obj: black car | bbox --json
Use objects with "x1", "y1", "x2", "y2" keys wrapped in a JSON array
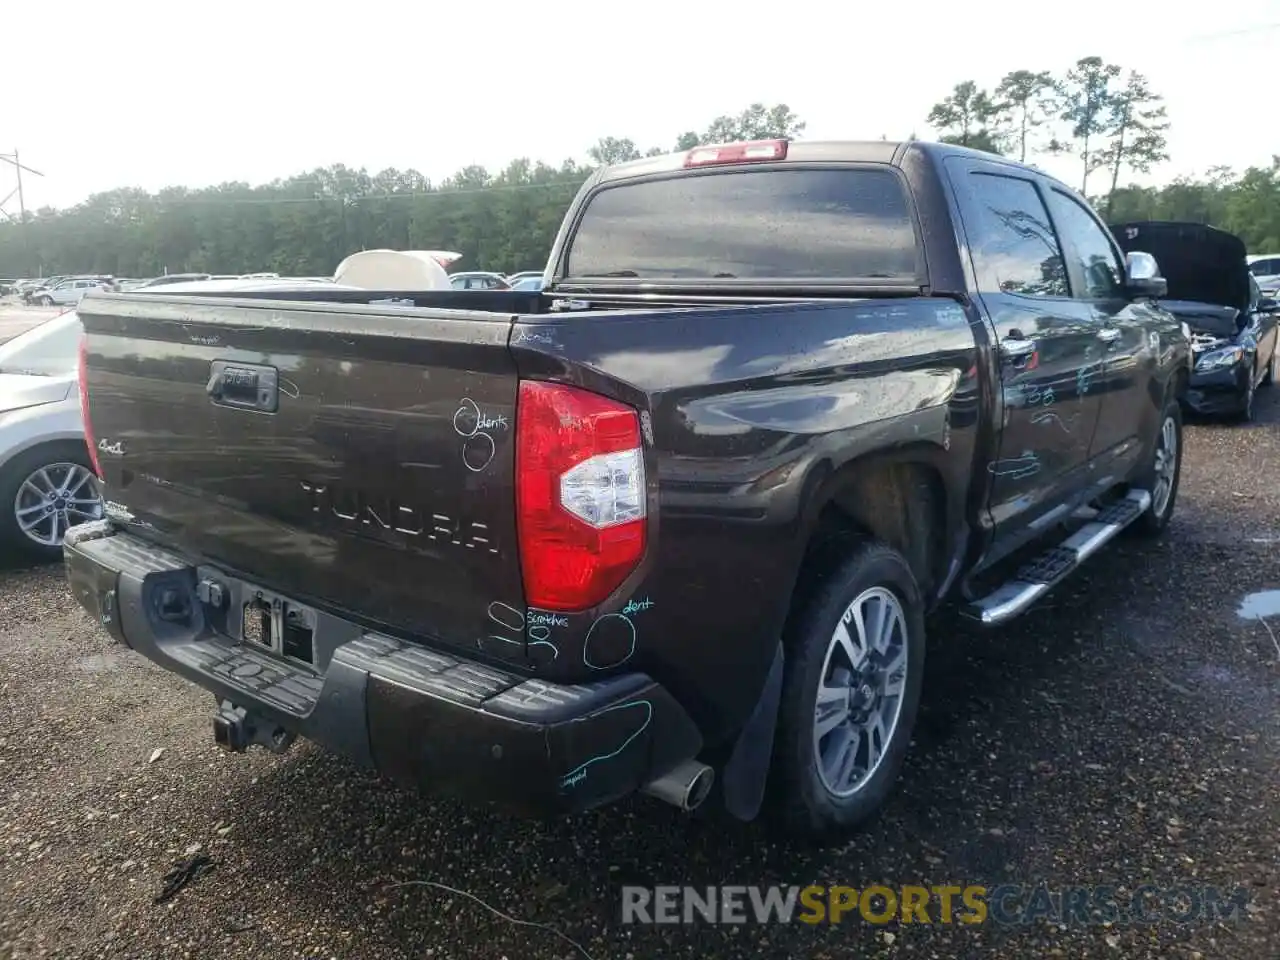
[{"x1": 1112, "y1": 221, "x2": 1280, "y2": 421}]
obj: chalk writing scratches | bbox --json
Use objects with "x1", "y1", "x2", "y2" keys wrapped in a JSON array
[
  {"x1": 1023, "y1": 384, "x2": 1056, "y2": 408},
  {"x1": 583, "y1": 613, "x2": 637, "y2": 670},
  {"x1": 453, "y1": 398, "x2": 507, "y2": 473},
  {"x1": 484, "y1": 601, "x2": 560, "y2": 661},
  {"x1": 560, "y1": 699, "x2": 653, "y2": 789},
  {"x1": 1030, "y1": 410, "x2": 1077, "y2": 434},
  {"x1": 988, "y1": 452, "x2": 1041, "y2": 480}
]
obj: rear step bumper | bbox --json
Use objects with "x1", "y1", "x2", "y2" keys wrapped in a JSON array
[
  {"x1": 63, "y1": 523, "x2": 703, "y2": 817},
  {"x1": 964, "y1": 489, "x2": 1151, "y2": 626}
]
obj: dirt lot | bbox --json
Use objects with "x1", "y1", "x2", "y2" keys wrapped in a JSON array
[
  {"x1": 0, "y1": 302, "x2": 64, "y2": 343},
  {"x1": 2, "y1": 398, "x2": 1278, "y2": 958}
]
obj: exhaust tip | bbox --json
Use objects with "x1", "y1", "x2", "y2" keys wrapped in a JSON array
[{"x1": 641, "y1": 760, "x2": 716, "y2": 812}]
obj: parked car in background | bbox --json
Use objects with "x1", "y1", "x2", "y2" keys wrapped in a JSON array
[
  {"x1": 30, "y1": 277, "x2": 114, "y2": 307},
  {"x1": 449, "y1": 270, "x2": 510, "y2": 290},
  {"x1": 22, "y1": 277, "x2": 68, "y2": 303},
  {"x1": 505, "y1": 271, "x2": 544, "y2": 285},
  {"x1": 0, "y1": 308, "x2": 101, "y2": 559},
  {"x1": 1249, "y1": 254, "x2": 1280, "y2": 295},
  {"x1": 509, "y1": 275, "x2": 544, "y2": 291},
  {"x1": 1113, "y1": 221, "x2": 1280, "y2": 421}
]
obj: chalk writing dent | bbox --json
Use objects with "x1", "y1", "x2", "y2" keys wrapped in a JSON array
[
  {"x1": 452, "y1": 397, "x2": 506, "y2": 473},
  {"x1": 583, "y1": 613, "x2": 638, "y2": 670},
  {"x1": 559, "y1": 699, "x2": 653, "y2": 789},
  {"x1": 621, "y1": 597, "x2": 655, "y2": 616}
]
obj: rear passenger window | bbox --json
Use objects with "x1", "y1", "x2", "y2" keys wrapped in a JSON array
[
  {"x1": 1045, "y1": 189, "x2": 1123, "y2": 298},
  {"x1": 966, "y1": 173, "x2": 1068, "y2": 298}
]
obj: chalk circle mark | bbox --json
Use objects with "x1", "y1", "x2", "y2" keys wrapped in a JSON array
[
  {"x1": 583, "y1": 613, "x2": 637, "y2": 670},
  {"x1": 462, "y1": 432, "x2": 496, "y2": 472},
  {"x1": 453, "y1": 398, "x2": 481, "y2": 437},
  {"x1": 487, "y1": 601, "x2": 524, "y2": 633}
]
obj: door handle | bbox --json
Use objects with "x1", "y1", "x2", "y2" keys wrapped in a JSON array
[
  {"x1": 999, "y1": 337, "x2": 1037, "y2": 359},
  {"x1": 1097, "y1": 327, "x2": 1121, "y2": 344}
]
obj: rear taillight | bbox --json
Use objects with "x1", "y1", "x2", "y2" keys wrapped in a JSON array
[
  {"x1": 78, "y1": 335, "x2": 102, "y2": 478},
  {"x1": 683, "y1": 138, "x2": 789, "y2": 168},
  {"x1": 515, "y1": 381, "x2": 646, "y2": 611}
]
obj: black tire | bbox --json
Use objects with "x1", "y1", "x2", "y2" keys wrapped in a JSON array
[
  {"x1": 0, "y1": 441, "x2": 101, "y2": 562},
  {"x1": 36, "y1": 295, "x2": 53, "y2": 307},
  {"x1": 1234, "y1": 376, "x2": 1256, "y2": 423},
  {"x1": 1130, "y1": 397, "x2": 1183, "y2": 538},
  {"x1": 768, "y1": 539, "x2": 925, "y2": 842}
]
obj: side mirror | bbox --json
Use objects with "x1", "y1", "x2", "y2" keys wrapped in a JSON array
[
  {"x1": 1124, "y1": 251, "x2": 1167, "y2": 299},
  {"x1": 1259, "y1": 297, "x2": 1279, "y2": 313}
]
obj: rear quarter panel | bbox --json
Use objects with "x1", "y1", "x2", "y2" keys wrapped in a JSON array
[{"x1": 512, "y1": 298, "x2": 984, "y2": 743}]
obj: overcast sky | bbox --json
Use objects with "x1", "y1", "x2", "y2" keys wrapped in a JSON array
[{"x1": 3, "y1": 0, "x2": 1278, "y2": 211}]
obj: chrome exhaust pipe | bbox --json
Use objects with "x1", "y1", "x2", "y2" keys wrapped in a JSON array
[{"x1": 641, "y1": 760, "x2": 715, "y2": 812}]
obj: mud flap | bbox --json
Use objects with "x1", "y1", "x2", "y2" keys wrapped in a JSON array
[{"x1": 720, "y1": 641, "x2": 783, "y2": 821}]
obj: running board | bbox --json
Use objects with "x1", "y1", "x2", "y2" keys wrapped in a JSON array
[{"x1": 964, "y1": 489, "x2": 1151, "y2": 626}]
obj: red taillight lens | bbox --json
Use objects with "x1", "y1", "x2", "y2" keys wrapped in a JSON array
[
  {"x1": 683, "y1": 138, "x2": 789, "y2": 168},
  {"x1": 78, "y1": 335, "x2": 103, "y2": 479},
  {"x1": 515, "y1": 381, "x2": 647, "y2": 611}
]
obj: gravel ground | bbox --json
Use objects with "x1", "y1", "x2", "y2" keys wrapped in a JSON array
[{"x1": 2, "y1": 399, "x2": 1278, "y2": 959}]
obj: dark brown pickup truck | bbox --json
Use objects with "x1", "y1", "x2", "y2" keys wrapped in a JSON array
[{"x1": 65, "y1": 139, "x2": 1190, "y2": 841}]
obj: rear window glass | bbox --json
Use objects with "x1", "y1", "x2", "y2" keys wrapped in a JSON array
[{"x1": 564, "y1": 167, "x2": 921, "y2": 281}]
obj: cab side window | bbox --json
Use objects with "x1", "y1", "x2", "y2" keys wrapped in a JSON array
[
  {"x1": 1045, "y1": 189, "x2": 1124, "y2": 299},
  {"x1": 965, "y1": 173, "x2": 1069, "y2": 298}
]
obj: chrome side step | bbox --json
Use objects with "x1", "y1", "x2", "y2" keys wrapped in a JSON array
[{"x1": 964, "y1": 489, "x2": 1151, "y2": 626}]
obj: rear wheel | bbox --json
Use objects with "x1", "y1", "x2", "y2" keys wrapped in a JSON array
[
  {"x1": 36, "y1": 295, "x2": 53, "y2": 307},
  {"x1": 769, "y1": 540, "x2": 925, "y2": 841},
  {"x1": 0, "y1": 442, "x2": 104, "y2": 561}
]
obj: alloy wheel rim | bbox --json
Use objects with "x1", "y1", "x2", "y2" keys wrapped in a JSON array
[
  {"x1": 14, "y1": 462, "x2": 103, "y2": 547},
  {"x1": 813, "y1": 586, "x2": 909, "y2": 798},
  {"x1": 1151, "y1": 415, "x2": 1177, "y2": 518}
]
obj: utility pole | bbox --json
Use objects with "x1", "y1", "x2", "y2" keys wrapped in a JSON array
[{"x1": 0, "y1": 150, "x2": 45, "y2": 276}]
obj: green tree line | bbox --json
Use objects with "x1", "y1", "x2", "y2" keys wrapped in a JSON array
[
  {"x1": 2, "y1": 86, "x2": 1278, "y2": 279},
  {"x1": 0, "y1": 104, "x2": 805, "y2": 279},
  {"x1": 925, "y1": 57, "x2": 1280, "y2": 250}
]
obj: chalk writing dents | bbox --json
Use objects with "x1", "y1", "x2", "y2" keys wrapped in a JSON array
[
  {"x1": 452, "y1": 397, "x2": 506, "y2": 473},
  {"x1": 559, "y1": 699, "x2": 653, "y2": 789},
  {"x1": 987, "y1": 452, "x2": 1041, "y2": 480},
  {"x1": 583, "y1": 613, "x2": 638, "y2": 670},
  {"x1": 621, "y1": 597, "x2": 655, "y2": 616}
]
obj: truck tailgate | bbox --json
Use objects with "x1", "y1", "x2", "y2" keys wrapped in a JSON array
[{"x1": 78, "y1": 293, "x2": 524, "y2": 656}]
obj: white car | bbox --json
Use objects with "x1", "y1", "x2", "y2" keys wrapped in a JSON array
[
  {"x1": 1249, "y1": 254, "x2": 1280, "y2": 295},
  {"x1": 0, "y1": 309, "x2": 103, "y2": 559},
  {"x1": 30, "y1": 277, "x2": 112, "y2": 307}
]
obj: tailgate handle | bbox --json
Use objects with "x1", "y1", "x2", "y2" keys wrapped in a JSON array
[{"x1": 206, "y1": 361, "x2": 280, "y2": 413}]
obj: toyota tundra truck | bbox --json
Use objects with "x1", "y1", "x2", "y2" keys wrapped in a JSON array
[{"x1": 64, "y1": 139, "x2": 1191, "y2": 841}]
